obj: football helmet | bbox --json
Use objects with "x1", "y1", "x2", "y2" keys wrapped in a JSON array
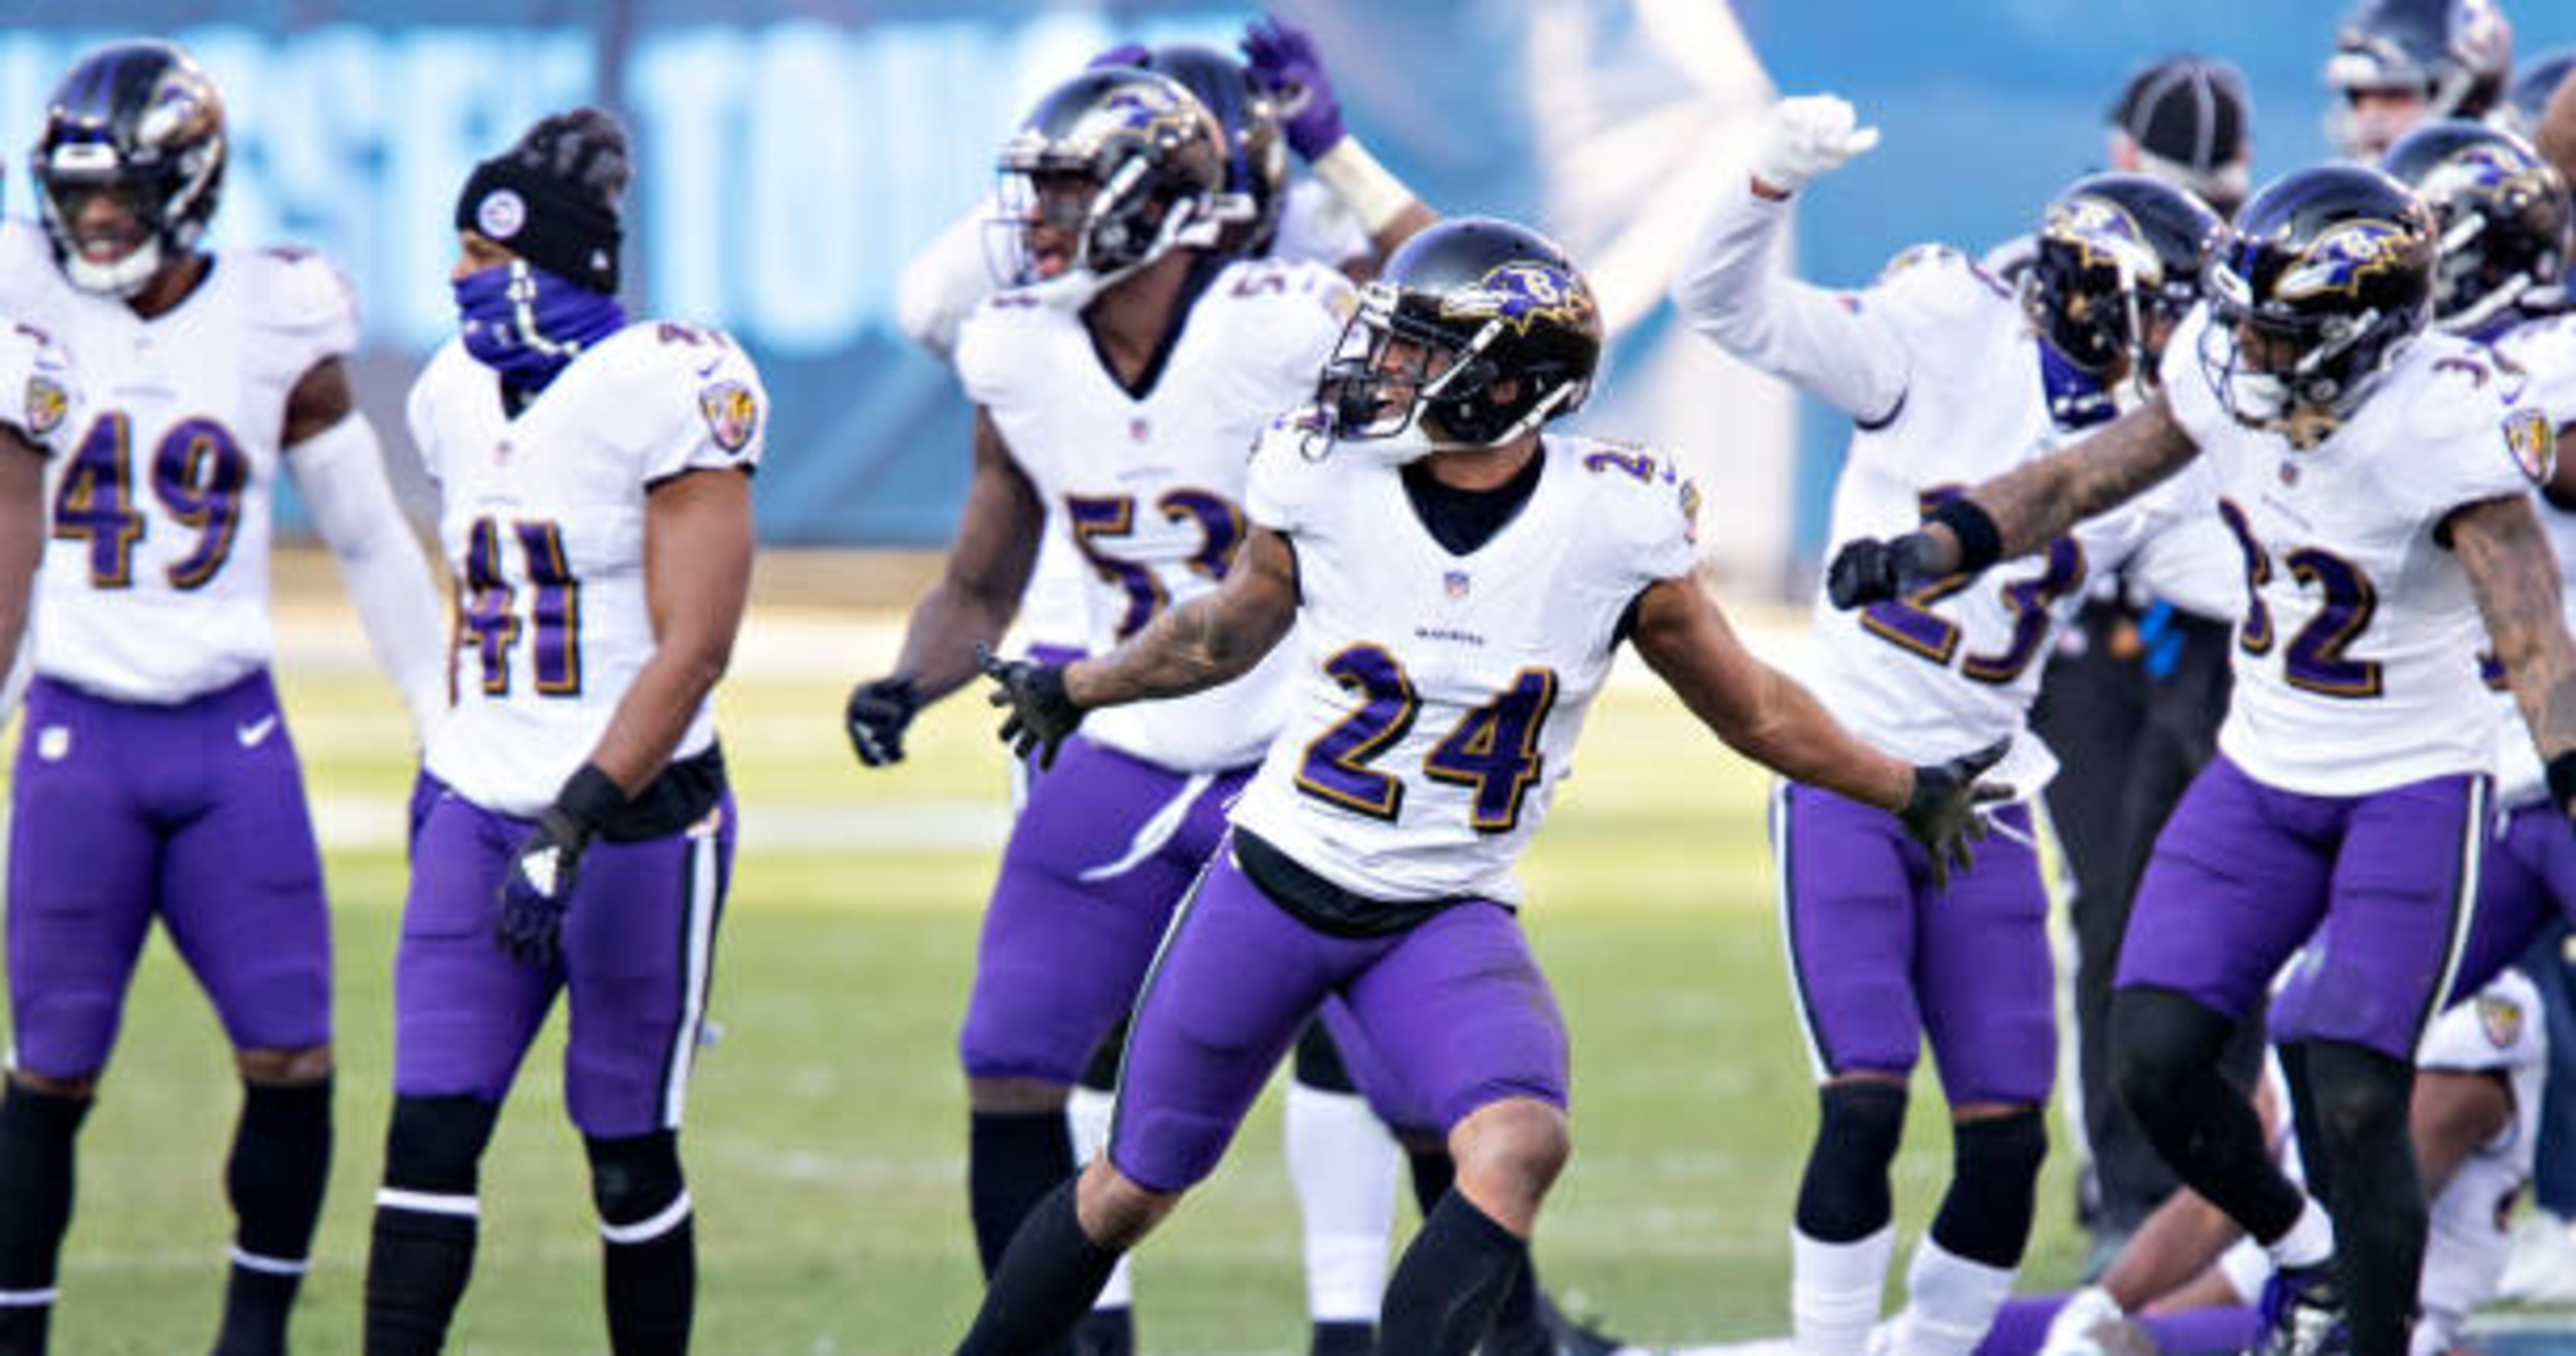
[
  {"x1": 2198, "y1": 165, "x2": 2437, "y2": 444},
  {"x1": 2024, "y1": 174, "x2": 2225, "y2": 401},
  {"x1": 2379, "y1": 119, "x2": 2569, "y2": 334},
  {"x1": 1314, "y1": 216, "x2": 1601, "y2": 454},
  {"x1": 33, "y1": 39, "x2": 226, "y2": 298},
  {"x1": 1134, "y1": 44, "x2": 1289, "y2": 256},
  {"x1": 2324, "y1": 0, "x2": 2514, "y2": 158},
  {"x1": 2503, "y1": 47, "x2": 2576, "y2": 135},
  {"x1": 989, "y1": 68, "x2": 1228, "y2": 309}
]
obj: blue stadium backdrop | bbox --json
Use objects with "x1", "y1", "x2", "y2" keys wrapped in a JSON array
[{"x1": 12, "y1": 1, "x2": 2576, "y2": 591}]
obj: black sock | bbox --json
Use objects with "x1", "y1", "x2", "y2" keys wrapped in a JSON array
[
  {"x1": 1406, "y1": 1146, "x2": 1456, "y2": 1220},
  {"x1": 1479, "y1": 1259, "x2": 1551, "y2": 1356},
  {"x1": 0, "y1": 1083, "x2": 90, "y2": 1356},
  {"x1": 2296, "y1": 1042, "x2": 2422, "y2": 1356},
  {"x1": 588, "y1": 1132, "x2": 694, "y2": 1356},
  {"x1": 1927, "y1": 1109, "x2": 2047, "y2": 1269},
  {"x1": 215, "y1": 1078, "x2": 332, "y2": 1356},
  {"x1": 970, "y1": 1111, "x2": 1078, "y2": 1280},
  {"x1": 1310, "y1": 1319, "x2": 1375, "y2": 1356},
  {"x1": 1795, "y1": 1081, "x2": 1908, "y2": 1243},
  {"x1": 2111, "y1": 989, "x2": 2307, "y2": 1242},
  {"x1": 954, "y1": 1178, "x2": 1123, "y2": 1356},
  {"x1": 1375, "y1": 1193, "x2": 1527, "y2": 1356},
  {"x1": 363, "y1": 1096, "x2": 498, "y2": 1356},
  {"x1": 1072, "y1": 1304, "x2": 1132, "y2": 1356}
]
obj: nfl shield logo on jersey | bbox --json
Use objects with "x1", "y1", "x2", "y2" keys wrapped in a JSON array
[
  {"x1": 1444, "y1": 570, "x2": 1471, "y2": 599},
  {"x1": 699, "y1": 381, "x2": 759, "y2": 454}
]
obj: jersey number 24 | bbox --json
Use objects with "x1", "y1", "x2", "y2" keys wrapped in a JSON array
[{"x1": 1295, "y1": 643, "x2": 1559, "y2": 835}]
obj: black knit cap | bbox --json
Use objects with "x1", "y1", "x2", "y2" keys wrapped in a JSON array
[
  {"x1": 454, "y1": 108, "x2": 628, "y2": 294},
  {"x1": 2109, "y1": 56, "x2": 2251, "y2": 180}
]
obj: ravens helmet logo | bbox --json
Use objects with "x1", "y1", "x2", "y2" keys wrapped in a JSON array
[
  {"x1": 2276, "y1": 219, "x2": 2419, "y2": 302},
  {"x1": 2045, "y1": 196, "x2": 2164, "y2": 285},
  {"x1": 1439, "y1": 261, "x2": 1595, "y2": 336}
]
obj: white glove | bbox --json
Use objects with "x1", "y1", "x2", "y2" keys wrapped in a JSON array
[
  {"x1": 2038, "y1": 1284, "x2": 2125, "y2": 1356},
  {"x1": 1752, "y1": 94, "x2": 1881, "y2": 195}
]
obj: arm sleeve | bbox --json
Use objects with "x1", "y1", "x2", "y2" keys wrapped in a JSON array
[
  {"x1": 288, "y1": 414, "x2": 449, "y2": 736},
  {"x1": 898, "y1": 193, "x2": 1003, "y2": 361},
  {"x1": 640, "y1": 338, "x2": 770, "y2": 483},
  {"x1": 1669, "y1": 186, "x2": 1912, "y2": 424}
]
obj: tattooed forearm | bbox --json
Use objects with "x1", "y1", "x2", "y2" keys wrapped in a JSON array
[
  {"x1": 2457, "y1": 494, "x2": 2576, "y2": 761},
  {"x1": 1063, "y1": 528, "x2": 1300, "y2": 711},
  {"x1": 1971, "y1": 397, "x2": 2202, "y2": 558}
]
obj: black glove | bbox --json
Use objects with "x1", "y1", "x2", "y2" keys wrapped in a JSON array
[
  {"x1": 976, "y1": 643, "x2": 1085, "y2": 770},
  {"x1": 495, "y1": 764, "x2": 623, "y2": 968},
  {"x1": 845, "y1": 675, "x2": 919, "y2": 768},
  {"x1": 1826, "y1": 532, "x2": 1946, "y2": 610},
  {"x1": 1897, "y1": 739, "x2": 2014, "y2": 889}
]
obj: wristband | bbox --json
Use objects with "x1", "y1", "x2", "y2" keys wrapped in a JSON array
[
  {"x1": 1310, "y1": 136, "x2": 1417, "y2": 237},
  {"x1": 1928, "y1": 496, "x2": 2004, "y2": 575},
  {"x1": 2550, "y1": 749, "x2": 2576, "y2": 812},
  {"x1": 555, "y1": 762, "x2": 630, "y2": 831}
]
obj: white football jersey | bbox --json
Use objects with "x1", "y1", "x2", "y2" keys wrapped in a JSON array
[
  {"x1": 2221, "y1": 971, "x2": 2544, "y2": 1355},
  {"x1": 957, "y1": 254, "x2": 1349, "y2": 772},
  {"x1": 2160, "y1": 303, "x2": 2545, "y2": 795},
  {"x1": 1229, "y1": 420, "x2": 1700, "y2": 904},
  {"x1": 408, "y1": 321, "x2": 767, "y2": 817},
  {"x1": 2484, "y1": 311, "x2": 2576, "y2": 806},
  {"x1": 0, "y1": 220, "x2": 357, "y2": 704},
  {"x1": 1801, "y1": 246, "x2": 2235, "y2": 794}
]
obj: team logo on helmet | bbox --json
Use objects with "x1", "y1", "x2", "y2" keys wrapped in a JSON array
[
  {"x1": 2045, "y1": 196, "x2": 2163, "y2": 284},
  {"x1": 698, "y1": 380, "x2": 759, "y2": 454},
  {"x1": 1440, "y1": 261, "x2": 1594, "y2": 336},
  {"x1": 2479, "y1": 993, "x2": 2526, "y2": 1049},
  {"x1": 2503, "y1": 405, "x2": 2556, "y2": 484},
  {"x1": 20, "y1": 374, "x2": 64, "y2": 439},
  {"x1": 2276, "y1": 219, "x2": 2417, "y2": 302}
]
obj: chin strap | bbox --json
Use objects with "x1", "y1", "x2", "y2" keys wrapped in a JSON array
[{"x1": 61, "y1": 235, "x2": 163, "y2": 298}]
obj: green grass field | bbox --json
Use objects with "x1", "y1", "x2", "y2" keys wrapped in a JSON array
[{"x1": 5, "y1": 607, "x2": 2093, "y2": 1355}]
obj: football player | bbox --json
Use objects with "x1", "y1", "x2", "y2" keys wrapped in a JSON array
[
  {"x1": 0, "y1": 40, "x2": 445, "y2": 1356},
  {"x1": 361, "y1": 108, "x2": 761, "y2": 1356},
  {"x1": 2381, "y1": 120, "x2": 2567, "y2": 340},
  {"x1": 955, "y1": 216, "x2": 2006, "y2": 1356},
  {"x1": 1827, "y1": 163, "x2": 2576, "y2": 1356},
  {"x1": 873, "y1": 34, "x2": 1433, "y2": 1353},
  {"x1": 1672, "y1": 97, "x2": 2238, "y2": 1356},
  {"x1": 2324, "y1": 0, "x2": 2515, "y2": 161},
  {"x1": 0, "y1": 318, "x2": 73, "y2": 718},
  {"x1": 1986, "y1": 973, "x2": 2546, "y2": 1356},
  {"x1": 845, "y1": 65, "x2": 1380, "y2": 1356}
]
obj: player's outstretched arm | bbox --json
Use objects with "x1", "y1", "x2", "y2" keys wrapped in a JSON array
[
  {"x1": 284, "y1": 357, "x2": 448, "y2": 738},
  {"x1": 979, "y1": 528, "x2": 1299, "y2": 768},
  {"x1": 1628, "y1": 575, "x2": 2009, "y2": 884},
  {"x1": 1826, "y1": 396, "x2": 2201, "y2": 608},
  {"x1": 2454, "y1": 492, "x2": 2576, "y2": 817}
]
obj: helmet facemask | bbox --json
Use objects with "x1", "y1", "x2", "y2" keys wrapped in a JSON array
[
  {"x1": 1315, "y1": 281, "x2": 1589, "y2": 459},
  {"x1": 2199, "y1": 258, "x2": 2409, "y2": 449}
]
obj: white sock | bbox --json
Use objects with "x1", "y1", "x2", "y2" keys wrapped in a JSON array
[
  {"x1": 1792, "y1": 1223, "x2": 1895, "y2": 1356},
  {"x1": 1285, "y1": 1081, "x2": 1401, "y2": 1323},
  {"x1": 1888, "y1": 1235, "x2": 2017, "y2": 1356},
  {"x1": 1066, "y1": 1086, "x2": 1133, "y2": 1310},
  {"x1": 2265, "y1": 1196, "x2": 2335, "y2": 1271}
]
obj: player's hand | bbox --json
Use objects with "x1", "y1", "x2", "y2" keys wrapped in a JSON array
[
  {"x1": 845, "y1": 675, "x2": 919, "y2": 768},
  {"x1": 1752, "y1": 94, "x2": 1880, "y2": 197},
  {"x1": 977, "y1": 643, "x2": 1085, "y2": 770},
  {"x1": 496, "y1": 806, "x2": 592, "y2": 968},
  {"x1": 1899, "y1": 739, "x2": 2014, "y2": 889},
  {"x1": 1826, "y1": 532, "x2": 1947, "y2": 609},
  {"x1": 1242, "y1": 14, "x2": 1344, "y2": 160}
]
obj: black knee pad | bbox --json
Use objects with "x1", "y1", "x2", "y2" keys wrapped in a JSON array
[
  {"x1": 586, "y1": 1130, "x2": 686, "y2": 1227},
  {"x1": 382, "y1": 1095, "x2": 500, "y2": 1197},
  {"x1": 1931, "y1": 1109, "x2": 2047, "y2": 1267},
  {"x1": 1794, "y1": 1081, "x2": 1908, "y2": 1243},
  {"x1": 1292, "y1": 1020, "x2": 1359, "y2": 1094},
  {"x1": 2109, "y1": 986, "x2": 2236, "y2": 1117}
]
